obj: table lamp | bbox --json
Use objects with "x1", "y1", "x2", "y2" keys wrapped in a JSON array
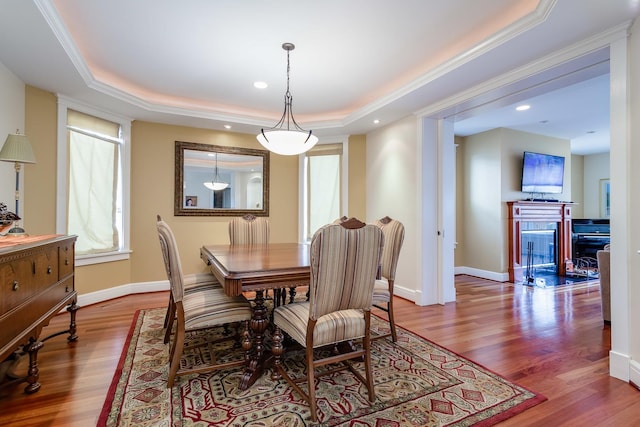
[{"x1": 0, "y1": 131, "x2": 36, "y2": 235}]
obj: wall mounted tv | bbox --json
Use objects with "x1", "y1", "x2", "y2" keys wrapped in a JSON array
[{"x1": 521, "y1": 151, "x2": 565, "y2": 194}]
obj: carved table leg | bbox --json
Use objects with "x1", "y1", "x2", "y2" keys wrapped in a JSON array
[
  {"x1": 67, "y1": 301, "x2": 79, "y2": 342},
  {"x1": 288, "y1": 287, "x2": 296, "y2": 304},
  {"x1": 23, "y1": 337, "x2": 43, "y2": 394},
  {"x1": 239, "y1": 289, "x2": 269, "y2": 390}
]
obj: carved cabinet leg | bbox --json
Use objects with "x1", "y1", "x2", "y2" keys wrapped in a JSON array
[
  {"x1": 67, "y1": 301, "x2": 79, "y2": 342},
  {"x1": 23, "y1": 337, "x2": 43, "y2": 394}
]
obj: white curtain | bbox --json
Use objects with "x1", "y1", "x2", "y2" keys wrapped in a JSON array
[
  {"x1": 308, "y1": 153, "x2": 341, "y2": 239},
  {"x1": 68, "y1": 130, "x2": 119, "y2": 255}
]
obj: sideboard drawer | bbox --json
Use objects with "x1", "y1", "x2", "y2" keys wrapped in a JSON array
[
  {"x1": 33, "y1": 247, "x2": 59, "y2": 287},
  {"x1": 0, "y1": 258, "x2": 38, "y2": 315},
  {"x1": 58, "y1": 243, "x2": 74, "y2": 279}
]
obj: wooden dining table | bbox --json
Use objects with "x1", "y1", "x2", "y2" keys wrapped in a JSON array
[{"x1": 199, "y1": 243, "x2": 310, "y2": 390}]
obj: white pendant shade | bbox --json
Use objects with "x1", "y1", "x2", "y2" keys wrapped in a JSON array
[
  {"x1": 256, "y1": 42, "x2": 318, "y2": 156},
  {"x1": 257, "y1": 130, "x2": 319, "y2": 155},
  {"x1": 203, "y1": 181, "x2": 229, "y2": 191},
  {"x1": 203, "y1": 152, "x2": 229, "y2": 191}
]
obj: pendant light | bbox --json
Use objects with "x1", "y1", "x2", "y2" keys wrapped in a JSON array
[
  {"x1": 256, "y1": 43, "x2": 319, "y2": 155},
  {"x1": 203, "y1": 152, "x2": 229, "y2": 191}
]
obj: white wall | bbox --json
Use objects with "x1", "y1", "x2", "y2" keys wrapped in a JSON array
[
  {"x1": 366, "y1": 116, "x2": 420, "y2": 302},
  {"x1": 0, "y1": 61, "x2": 26, "y2": 221}
]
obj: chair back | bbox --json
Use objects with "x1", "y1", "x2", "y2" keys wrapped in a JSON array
[
  {"x1": 229, "y1": 214, "x2": 270, "y2": 244},
  {"x1": 374, "y1": 216, "x2": 405, "y2": 281},
  {"x1": 308, "y1": 218, "x2": 383, "y2": 320},
  {"x1": 156, "y1": 216, "x2": 186, "y2": 303}
]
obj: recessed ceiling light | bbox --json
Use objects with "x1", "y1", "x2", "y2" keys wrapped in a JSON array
[
  {"x1": 373, "y1": 119, "x2": 380, "y2": 124},
  {"x1": 515, "y1": 104, "x2": 530, "y2": 111},
  {"x1": 224, "y1": 124, "x2": 232, "y2": 129},
  {"x1": 253, "y1": 81, "x2": 268, "y2": 89}
]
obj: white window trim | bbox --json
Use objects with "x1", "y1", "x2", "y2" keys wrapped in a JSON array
[
  {"x1": 298, "y1": 136, "x2": 349, "y2": 243},
  {"x1": 56, "y1": 95, "x2": 132, "y2": 265}
]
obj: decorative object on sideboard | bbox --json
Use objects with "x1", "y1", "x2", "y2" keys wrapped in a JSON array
[
  {"x1": 0, "y1": 202, "x2": 20, "y2": 234},
  {"x1": 0, "y1": 131, "x2": 36, "y2": 235},
  {"x1": 256, "y1": 42, "x2": 319, "y2": 156}
]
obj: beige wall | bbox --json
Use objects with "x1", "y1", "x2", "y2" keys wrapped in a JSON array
[
  {"x1": 582, "y1": 152, "x2": 610, "y2": 218},
  {"x1": 456, "y1": 128, "x2": 572, "y2": 275},
  {"x1": 347, "y1": 134, "x2": 366, "y2": 220},
  {"x1": 23, "y1": 86, "x2": 366, "y2": 296},
  {"x1": 458, "y1": 129, "x2": 503, "y2": 273},
  {"x1": 571, "y1": 155, "x2": 585, "y2": 218},
  {"x1": 454, "y1": 136, "x2": 465, "y2": 267}
]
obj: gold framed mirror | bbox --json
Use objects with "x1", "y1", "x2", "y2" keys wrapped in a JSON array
[{"x1": 174, "y1": 141, "x2": 269, "y2": 216}]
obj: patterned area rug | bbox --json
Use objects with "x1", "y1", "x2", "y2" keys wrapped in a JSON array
[{"x1": 98, "y1": 308, "x2": 546, "y2": 426}]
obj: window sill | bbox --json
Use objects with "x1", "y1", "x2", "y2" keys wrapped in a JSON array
[{"x1": 76, "y1": 249, "x2": 132, "y2": 267}]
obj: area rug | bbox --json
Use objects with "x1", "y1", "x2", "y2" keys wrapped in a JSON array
[{"x1": 98, "y1": 308, "x2": 546, "y2": 426}]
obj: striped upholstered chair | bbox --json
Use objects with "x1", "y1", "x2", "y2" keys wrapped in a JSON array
[
  {"x1": 228, "y1": 214, "x2": 269, "y2": 245},
  {"x1": 158, "y1": 215, "x2": 222, "y2": 344},
  {"x1": 371, "y1": 216, "x2": 405, "y2": 342},
  {"x1": 271, "y1": 217, "x2": 383, "y2": 422},
  {"x1": 156, "y1": 217, "x2": 252, "y2": 388}
]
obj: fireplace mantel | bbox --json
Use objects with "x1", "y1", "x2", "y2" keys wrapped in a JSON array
[{"x1": 507, "y1": 201, "x2": 574, "y2": 283}]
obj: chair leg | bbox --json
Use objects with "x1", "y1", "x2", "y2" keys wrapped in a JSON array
[
  {"x1": 306, "y1": 345, "x2": 318, "y2": 422},
  {"x1": 387, "y1": 298, "x2": 397, "y2": 342},
  {"x1": 164, "y1": 299, "x2": 176, "y2": 344},
  {"x1": 167, "y1": 322, "x2": 185, "y2": 388},
  {"x1": 363, "y1": 312, "x2": 375, "y2": 402}
]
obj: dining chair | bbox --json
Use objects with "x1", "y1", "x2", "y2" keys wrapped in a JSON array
[
  {"x1": 271, "y1": 217, "x2": 383, "y2": 422},
  {"x1": 158, "y1": 215, "x2": 222, "y2": 344},
  {"x1": 228, "y1": 213, "x2": 269, "y2": 245},
  {"x1": 228, "y1": 213, "x2": 298, "y2": 306},
  {"x1": 371, "y1": 216, "x2": 405, "y2": 342},
  {"x1": 156, "y1": 216, "x2": 252, "y2": 388}
]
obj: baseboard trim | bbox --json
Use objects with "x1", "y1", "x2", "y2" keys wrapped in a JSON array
[
  {"x1": 454, "y1": 266, "x2": 509, "y2": 282},
  {"x1": 628, "y1": 356, "x2": 640, "y2": 385},
  {"x1": 76, "y1": 280, "x2": 169, "y2": 308},
  {"x1": 609, "y1": 349, "x2": 631, "y2": 382}
]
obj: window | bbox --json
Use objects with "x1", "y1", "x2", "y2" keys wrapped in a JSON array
[
  {"x1": 57, "y1": 97, "x2": 131, "y2": 265},
  {"x1": 300, "y1": 141, "x2": 348, "y2": 242}
]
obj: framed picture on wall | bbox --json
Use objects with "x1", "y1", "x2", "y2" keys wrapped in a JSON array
[
  {"x1": 185, "y1": 196, "x2": 198, "y2": 207},
  {"x1": 600, "y1": 179, "x2": 610, "y2": 218}
]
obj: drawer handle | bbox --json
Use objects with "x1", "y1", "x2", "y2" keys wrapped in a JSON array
[
  {"x1": 47, "y1": 265, "x2": 52, "y2": 274},
  {"x1": 65, "y1": 259, "x2": 69, "y2": 266},
  {"x1": 12, "y1": 281, "x2": 19, "y2": 291}
]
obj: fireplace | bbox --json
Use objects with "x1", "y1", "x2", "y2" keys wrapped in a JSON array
[
  {"x1": 521, "y1": 223, "x2": 558, "y2": 276},
  {"x1": 507, "y1": 201, "x2": 573, "y2": 283}
]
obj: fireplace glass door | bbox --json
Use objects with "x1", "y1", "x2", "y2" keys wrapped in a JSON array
[{"x1": 521, "y1": 222, "x2": 558, "y2": 276}]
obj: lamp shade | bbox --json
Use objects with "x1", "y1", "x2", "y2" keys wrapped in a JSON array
[
  {"x1": 257, "y1": 130, "x2": 319, "y2": 155},
  {"x1": 0, "y1": 133, "x2": 36, "y2": 164},
  {"x1": 203, "y1": 181, "x2": 229, "y2": 191}
]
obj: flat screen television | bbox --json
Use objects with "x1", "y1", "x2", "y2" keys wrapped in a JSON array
[{"x1": 521, "y1": 151, "x2": 565, "y2": 194}]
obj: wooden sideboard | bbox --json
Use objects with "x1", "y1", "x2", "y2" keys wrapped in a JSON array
[
  {"x1": 0, "y1": 234, "x2": 78, "y2": 393},
  {"x1": 507, "y1": 201, "x2": 573, "y2": 283}
]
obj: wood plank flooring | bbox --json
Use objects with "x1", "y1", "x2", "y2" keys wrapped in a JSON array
[{"x1": 0, "y1": 275, "x2": 638, "y2": 426}]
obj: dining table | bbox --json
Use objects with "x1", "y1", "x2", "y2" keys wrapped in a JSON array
[{"x1": 200, "y1": 242, "x2": 311, "y2": 390}]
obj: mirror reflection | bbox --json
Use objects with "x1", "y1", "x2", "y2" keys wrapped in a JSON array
[{"x1": 175, "y1": 141, "x2": 269, "y2": 216}]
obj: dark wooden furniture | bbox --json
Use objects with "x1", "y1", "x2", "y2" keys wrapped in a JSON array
[
  {"x1": 200, "y1": 243, "x2": 310, "y2": 390},
  {"x1": 507, "y1": 201, "x2": 573, "y2": 283},
  {"x1": 0, "y1": 234, "x2": 78, "y2": 393}
]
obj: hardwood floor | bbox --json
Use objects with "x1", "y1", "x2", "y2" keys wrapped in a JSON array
[{"x1": 0, "y1": 275, "x2": 638, "y2": 426}]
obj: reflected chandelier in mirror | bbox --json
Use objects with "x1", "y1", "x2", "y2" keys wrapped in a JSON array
[{"x1": 174, "y1": 141, "x2": 269, "y2": 216}]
